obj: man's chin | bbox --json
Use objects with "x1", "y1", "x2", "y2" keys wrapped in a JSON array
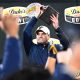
[
  {"x1": 37, "y1": 41, "x2": 47, "y2": 44},
  {"x1": 37, "y1": 41, "x2": 44, "y2": 44}
]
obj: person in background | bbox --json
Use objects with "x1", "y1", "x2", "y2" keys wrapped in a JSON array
[
  {"x1": 0, "y1": 12, "x2": 23, "y2": 79},
  {"x1": 6, "y1": 65, "x2": 51, "y2": 80},
  {"x1": 52, "y1": 35, "x2": 80, "y2": 80}
]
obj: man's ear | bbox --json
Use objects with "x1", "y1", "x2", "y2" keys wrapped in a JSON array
[{"x1": 47, "y1": 34, "x2": 50, "y2": 39}]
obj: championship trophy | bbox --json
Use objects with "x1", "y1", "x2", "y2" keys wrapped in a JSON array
[
  {"x1": 39, "y1": 5, "x2": 59, "y2": 25},
  {"x1": 26, "y1": 3, "x2": 59, "y2": 25},
  {"x1": 26, "y1": 3, "x2": 42, "y2": 18}
]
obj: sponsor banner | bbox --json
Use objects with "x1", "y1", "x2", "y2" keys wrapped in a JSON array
[
  {"x1": 64, "y1": 6, "x2": 80, "y2": 24},
  {"x1": 2, "y1": 3, "x2": 41, "y2": 25},
  {"x1": 3, "y1": 6, "x2": 31, "y2": 25}
]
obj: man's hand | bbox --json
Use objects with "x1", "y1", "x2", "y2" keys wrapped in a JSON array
[
  {"x1": 50, "y1": 14, "x2": 59, "y2": 29},
  {"x1": 35, "y1": 5, "x2": 45, "y2": 18},
  {"x1": 2, "y1": 14, "x2": 19, "y2": 38}
]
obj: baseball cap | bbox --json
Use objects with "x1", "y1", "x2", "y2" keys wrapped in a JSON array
[{"x1": 36, "y1": 25, "x2": 50, "y2": 35}]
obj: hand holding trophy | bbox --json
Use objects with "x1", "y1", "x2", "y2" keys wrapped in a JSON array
[
  {"x1": 26, "y1": 3, "x2": 59, "y2": 26},
  {"x1": 39, "y1": 5, "x2": 59, "y2": 25}
]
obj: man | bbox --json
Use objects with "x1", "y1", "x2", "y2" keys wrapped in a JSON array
[
  {"x1": 0, "y1": 13, "x2": 22, "y2": 79},
  {"x1": 23, "y1": 5, "x2": 69, "y2": 67}
]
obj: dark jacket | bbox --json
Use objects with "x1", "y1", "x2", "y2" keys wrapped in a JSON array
[
  {"x1": 0, "y1": 37, "x2": 22, "y2": 80},
  {"x1": 23, "y1": 17, "x2": 69, "y2": 66},
  {"x1": 53, "y1": 63, "x2": 75, "y2": 80}
]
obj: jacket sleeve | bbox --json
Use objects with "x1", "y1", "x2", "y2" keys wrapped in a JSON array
[
  {"x1": 55, "y1": 27, "x2": 69, "y2": 50},
  {"x1": 2, "y1": 37, "x2": 22, "y2": 77},
  {"x1": 23, "y1": 17, "x2": 37, "y2": 56}
]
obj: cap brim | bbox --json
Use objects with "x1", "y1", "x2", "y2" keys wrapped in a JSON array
[{"x1": 36, "y1": 30, "x2": 46, "y2": 34}]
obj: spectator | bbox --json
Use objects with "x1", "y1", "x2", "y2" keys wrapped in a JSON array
[
  {"x1": 0, "y1": 13, "x2": 22, "y2": 79},
  {"x1": 53, "y1": 35, "x2": 80, "y2": 80},
  {"x1": 6, "y1": 65, "x2": 51, "y2": 80}
]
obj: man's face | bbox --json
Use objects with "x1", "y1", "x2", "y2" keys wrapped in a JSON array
[{"x1": 36, "y1": 31, "x2": 50, "y2": 44}]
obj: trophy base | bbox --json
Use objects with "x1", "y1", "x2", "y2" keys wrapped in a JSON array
[{"x1": 39, "y1": 6, "x2": 59, "y2": 25}]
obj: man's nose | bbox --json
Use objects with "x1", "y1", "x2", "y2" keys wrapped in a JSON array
[{"x1": 38, "y1": 34, "x2": 42, "y2": 37}]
